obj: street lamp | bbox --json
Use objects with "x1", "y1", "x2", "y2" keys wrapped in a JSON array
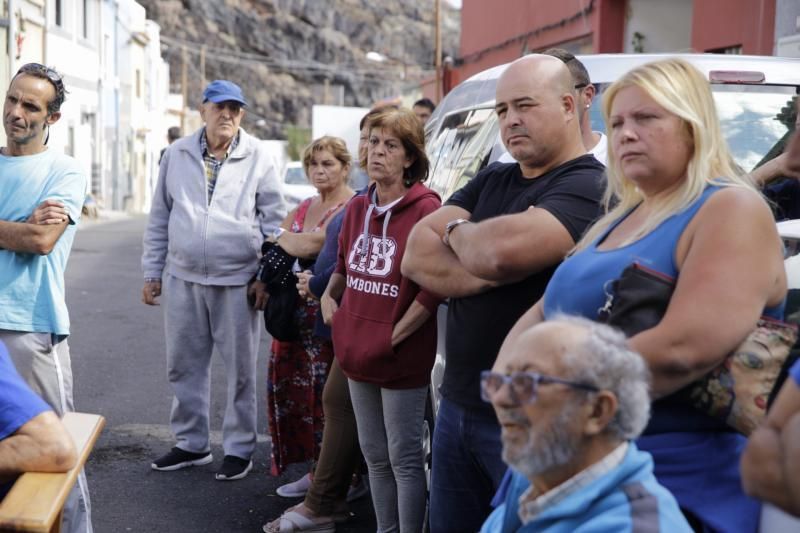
[{"x1": 366, "y1": 51, "x2": 387, "y2": 63}]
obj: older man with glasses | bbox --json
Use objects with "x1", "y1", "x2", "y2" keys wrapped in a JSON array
[
  {"x1": 0, "y1": 63, "x2": 92, "y2": 533},
  {"x1": 480, "y1": 316, "x2": 691, "y2": 533}
]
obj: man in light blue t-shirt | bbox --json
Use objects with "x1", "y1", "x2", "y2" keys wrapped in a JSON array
[{"x1": 0, "y1": 63, "x2": 90, "y2": 533}]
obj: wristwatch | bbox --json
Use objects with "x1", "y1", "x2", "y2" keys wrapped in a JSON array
[
  {"x1": 272, "y1": 227, "x2": 286, "y2": 241},
  {"x1": 443, "y1": 218, "x2": 470, "y2": 248}
]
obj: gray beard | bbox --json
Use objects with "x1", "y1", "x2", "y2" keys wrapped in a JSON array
[{"x1": 501, "y1": 405, "x2": 581, "y2": 479}]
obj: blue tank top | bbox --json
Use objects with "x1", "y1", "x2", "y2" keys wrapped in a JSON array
[{"x1": 544, "y1": 185, "x2": 785, "y2": 434}]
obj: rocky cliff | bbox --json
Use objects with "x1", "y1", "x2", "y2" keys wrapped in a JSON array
[{"x1": 139, "y1": 0, "x2": 460, "y2": 138}]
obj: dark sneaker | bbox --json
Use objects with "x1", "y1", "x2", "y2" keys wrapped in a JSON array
[
  {"x1": 151, "y1": 447, "x2": 213, "y2": 471},
  {"x1": 215, "y1": 455, "x2": 253, "y2": 481},
  {"x1": 346, "y1": 476, "x2": 369, "y2": 502}
]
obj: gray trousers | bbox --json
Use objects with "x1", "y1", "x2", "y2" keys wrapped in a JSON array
[
  {"x1": 0, "y1": 330, "x2": 93, "y2": 533},
  {"x1": 348, "y1": 379, "x2": 427, "y2": 533},
  {"x1": 163, "y1": 274, "x2": 260, "y2": 459}
]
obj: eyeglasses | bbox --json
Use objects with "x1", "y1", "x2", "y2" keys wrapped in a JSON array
[
  {"x1": 480, "y1": 370, "x2": 598, "y2": 405},
  {"x1": 574, "y1": 83, "x2": 590, "y2": 90}
]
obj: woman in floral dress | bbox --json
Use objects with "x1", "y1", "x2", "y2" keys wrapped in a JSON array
[{"x1": 266, "y1": 136, "x2": 354, "y2": 476}]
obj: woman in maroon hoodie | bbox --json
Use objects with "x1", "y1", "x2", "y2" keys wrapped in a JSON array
[{"x1": 321, "y1": 108, "x2": 441, "y2": 532}]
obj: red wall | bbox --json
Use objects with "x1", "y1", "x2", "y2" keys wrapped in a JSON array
[
  {"x1": 457, "y1": 0, "x2": 595, "y2": 80},
  {"x1": 593, "y1": 0, "x2": 626, "y2": 53},
  {"x1": 691, "y1": 0, "x2": 775, "y2": 55},
  {"x1": 432, "y1": 0, "x2": 776, "y2": 101},
  {"x1": 450, "y1": 0, "x2": 626, "y2": 90}
]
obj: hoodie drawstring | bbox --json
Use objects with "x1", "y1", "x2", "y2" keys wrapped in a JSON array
[
  {"x1": 381, "y1": 210, "x2": 392, "y2": 258},
  {"x1": 363, "y1": 189, "x2": 395, "y2": 258},
  {"x1": 361, "y1": 202, "x2": 375, "y2": 255}
]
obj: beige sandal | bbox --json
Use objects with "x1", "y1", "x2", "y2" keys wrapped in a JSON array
[{"x1": 262, "y1": 505, "x2": 336, "y2": 533}]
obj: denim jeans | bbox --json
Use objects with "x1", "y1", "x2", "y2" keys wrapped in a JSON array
[{"x1": 429, "y1": 397, "x2": 507, "y2": 533}]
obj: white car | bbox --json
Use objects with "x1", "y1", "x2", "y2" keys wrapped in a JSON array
[{"x1": 281, "y1": 161, "x2": 317, "y2": 210}]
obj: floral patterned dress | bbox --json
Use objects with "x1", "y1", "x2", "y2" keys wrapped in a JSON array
[{"x1": 267, "y1": 197, "x2": 343, "y2": 476}]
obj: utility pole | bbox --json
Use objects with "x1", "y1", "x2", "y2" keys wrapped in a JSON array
[
  {"x1": 434, "y1": 0, "x2": 442, "y2": 102},
  {"x1": 200, "y1": 45, "x2": 206, "y2": 87},
  {"x1": 181, "y1": 45, "x2": 188, "y2": 133},
  {"x1": 8, "y1": 0, "x2": 17, "y2": 80}
]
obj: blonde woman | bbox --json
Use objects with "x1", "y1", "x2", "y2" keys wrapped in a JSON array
[
  {"x1": 503, "y1": 58, "x2": 787, "y2": 532},
  {"x1": 265, "y1": 136, "x2": 354, "y2": 479}
]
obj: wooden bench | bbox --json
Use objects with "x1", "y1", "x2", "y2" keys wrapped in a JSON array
[{"x1": 0, "y1": 413, "x2": 105, "y2": 533}]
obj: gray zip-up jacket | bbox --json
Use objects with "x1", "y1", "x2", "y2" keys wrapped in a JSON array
[{"x1": 142, "y1": 127, "x2": 286, "y2": 285}]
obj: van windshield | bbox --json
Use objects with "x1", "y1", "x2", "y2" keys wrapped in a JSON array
[{"x1": 590, "y1": 83, "x2": 798, "y2": 173}]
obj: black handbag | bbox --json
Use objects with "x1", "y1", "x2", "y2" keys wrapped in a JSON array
[
  {"x1": 597, "y1": 262, "x2": 798, "y2": 435},
  {"x1": 258, "y1": 241, "x2": 299, "y2": 342}
]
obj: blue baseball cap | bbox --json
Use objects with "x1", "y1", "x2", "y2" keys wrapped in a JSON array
[{"x1": 202, "y1": 80, "x2": 248, "y2": 106}]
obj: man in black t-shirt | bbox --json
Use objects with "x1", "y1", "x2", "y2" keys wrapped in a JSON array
[{"x1": 403, "y1": 54, "x2": 606, "y2": 533}]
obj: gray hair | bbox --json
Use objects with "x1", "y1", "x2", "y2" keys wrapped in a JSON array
[{"x1": 552, "y1": 314, "x2": 651, "y2": 440}]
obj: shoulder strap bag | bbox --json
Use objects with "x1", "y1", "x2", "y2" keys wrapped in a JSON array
[
  {"x1": 258, "y1": 241, "x2": 299, "y2": 342},
  {"x1": 597, "y1": 262, "x2": 798, "y2": 435}
]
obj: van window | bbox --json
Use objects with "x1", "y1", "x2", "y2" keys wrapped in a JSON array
[
  {"x1": 427, "y1": 107, "x2": 499, "y2": 200},
  {"x1": 713, "y1": 85, "x2": 796, "y2": 171},
  {"x1": 589, "y1": 83, "x2": 798, "y2": 172}
]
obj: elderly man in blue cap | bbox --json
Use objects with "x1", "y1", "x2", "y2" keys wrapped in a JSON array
[{"x1": 142, "y1": 79, "x2": 286, "y2": 480}]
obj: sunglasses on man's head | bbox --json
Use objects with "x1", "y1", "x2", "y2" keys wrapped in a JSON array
[{"x1": 16, "y1": 63, "x2": 65, "y2": 91}]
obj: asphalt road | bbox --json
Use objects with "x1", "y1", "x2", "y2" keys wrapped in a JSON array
[{"x1": 67, "y1": 214, "x2": 376, "y2": 533}]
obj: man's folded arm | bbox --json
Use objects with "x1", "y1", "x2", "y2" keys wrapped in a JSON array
[
  {"x1": 447, "y1": 206, "x2": 574, "y2": 282},
  {"x1": 402, "y1": 205, "x2": 498, "y2": 298},
  {"x1": 0, "y1": 219, "x2": 68, "y2": 255}
]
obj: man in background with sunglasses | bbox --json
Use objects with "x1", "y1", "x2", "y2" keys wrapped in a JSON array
[
  {"x1": 542, "y1": 48, "x2": 606, "y2": 164},
  {"x1": 0, "y1": 63, "x2": 92, "y2": 533},
  {"x1": 480, "y1": 316, "x2": 690, "y2": 533}
]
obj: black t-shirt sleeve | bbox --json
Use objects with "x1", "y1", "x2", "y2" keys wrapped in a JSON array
[
  {"x1": 444, "y1": 162, "x2": 500, "y2": 213},
  {"x1": 533, "y1": 162, "x2": 606, "y2": 243},
  {"x1": 764, "y1": 178, "x2": 800, "y2": 221}
]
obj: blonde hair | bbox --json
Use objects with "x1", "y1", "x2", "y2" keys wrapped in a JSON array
[
  {"x1": 302, "y1": 136, "x2": 351, "y2": 177},
  {"x1": 577, "y1": 58, "x2": 753, "y2": 250}
]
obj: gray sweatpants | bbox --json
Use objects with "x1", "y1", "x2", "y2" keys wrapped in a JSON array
[
  {"x1": 348, "y1": 379, "x2": 428, "y2": 533},
  {"x1": 163, "y1": 274, "x2": 260, "y2": 459},
  {"x1": 0, "y1": 330, "x2": 93, "y2": 533}
]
